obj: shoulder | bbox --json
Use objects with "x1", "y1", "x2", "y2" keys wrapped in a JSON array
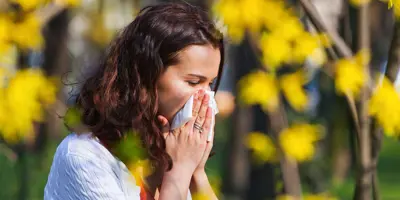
[
  {"x1": 47, "y1": 133, "x2": 119, "y2": 182},
  {"x1": 55, "y1": 133, "x2": 114, "y2": 160},
  {"x1": 45, "y1": 133, "x2": 141, "y2": 199}
]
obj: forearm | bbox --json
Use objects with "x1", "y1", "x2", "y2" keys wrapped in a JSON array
[
  {"x1": 158, "y1": 166, "x2": 192, "y2": 200},
  {"x1": 189, "y1": 171, "x2": 218, "y2": 200}
]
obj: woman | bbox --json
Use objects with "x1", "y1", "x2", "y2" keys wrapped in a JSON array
[{"x1": 44, "y1": 2, "x2": 224, "y2": 200}]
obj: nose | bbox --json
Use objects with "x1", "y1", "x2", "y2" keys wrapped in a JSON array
[{"x1": 195, "y1": 85, "x2": 211, "y2": 95}]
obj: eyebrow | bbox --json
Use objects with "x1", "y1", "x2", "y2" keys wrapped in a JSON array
[
  {"x1": 188, "y1": 74, "x2": 217, "y2": 81},
  {"x1": 188, "y1": 74, "x2": 207, "y2": 80}
]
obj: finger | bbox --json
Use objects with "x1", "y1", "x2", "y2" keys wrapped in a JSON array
[
  {"x1": 192, "y1": 90, "x2": 204, "y2": 117},
  {"x1": 204, "y1": 141, "x2": 214, "y2": 156},
  {"x1": 158, "y1": 115, "x2": 170, "y2": 139},
  {"x1": 195, "y1": 93, "x2": 209, "y2": 128},
  {"x1": 181, "y1": 116, "x2": 195, "y2": 140},
  {"x1": 207, "y1": 110, "x2": 216, "y2": 143},
  {"x1": 174, "y1": 126, "x2": 184, "y2": 141},
  {"x1": 201, "y1": 107, "x2": 213, "y2": 140}
]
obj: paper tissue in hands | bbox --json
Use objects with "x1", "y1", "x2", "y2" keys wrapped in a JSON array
[{"x1": 170, "y1": 90, "x2": 219, "y2": 141}]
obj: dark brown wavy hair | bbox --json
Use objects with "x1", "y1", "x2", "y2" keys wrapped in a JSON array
[{"x1": 75, "y1": 2, "x2": 224, "y2": 170}]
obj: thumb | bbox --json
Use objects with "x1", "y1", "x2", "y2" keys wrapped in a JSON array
[{"x1": 157, "y1": 115, "x2": 170, "y2": 139}]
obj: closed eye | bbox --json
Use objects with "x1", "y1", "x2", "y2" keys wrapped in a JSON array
[{"x1": 187, "y1": 80, "x2": 200, "y2": 86}]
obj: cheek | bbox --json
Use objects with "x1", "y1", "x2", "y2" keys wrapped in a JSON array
[{"x1": 157, "y1": 82, "x2": 196, "y2": 120}]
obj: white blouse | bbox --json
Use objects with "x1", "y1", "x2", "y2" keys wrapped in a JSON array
[{"x1": 44, "y1": 133, "x2": 192, "y2": 200}]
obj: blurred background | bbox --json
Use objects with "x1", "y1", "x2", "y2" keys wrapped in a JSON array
[{"x1": 1, "y1": 0, "x2": 400, "y2": 199}]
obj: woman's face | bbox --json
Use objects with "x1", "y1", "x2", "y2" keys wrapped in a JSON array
[{"x1": 156, "y1": 44, "x2": 221, "y2": 122}]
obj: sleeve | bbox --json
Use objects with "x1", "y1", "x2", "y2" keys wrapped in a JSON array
[{"x1": 44, "y1": 153, "x2": 137, "y2": 200}]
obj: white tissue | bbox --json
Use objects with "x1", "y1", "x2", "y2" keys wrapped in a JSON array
[{"x1": 170, "y1": 90, "x2": 219, "y2": 141}]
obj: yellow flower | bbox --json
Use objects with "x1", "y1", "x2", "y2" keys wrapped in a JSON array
[
  {"x1": 271, "y1": 17, "x2": 304, "y2": 41},
  {"x1": 335, "y1": 50, "x2": 369, "y2": 97},
  {"x1": 394, "y1": 2, "x2": 400, "y2": 18},
  {"x1": 276, "y1": 195, "x2": 295, "y2": 200},
  {"x1": 260, "y1": 33, "x2": 292, "y2": 69},
  {"x1": 192, "y1": 176, "x2": 221, "y2": 199},
  {"x1": 0, "y1": 69, "x2": 57, "y2": 143},
  {"x1": 262, "y1": 1, "x2": 288, "y2": 30},
  {"x1": 209, "y1": 176, "x2": 222, "y2": 198},
  {"x1": 0, "y1": 16, "x2": 12, "y2": 53},
  {"x1": 280, "y1": 71, "x2": 308, "y2": 112},
  {"x1": 317, "y1": 33, "x2": 332, "y2": 48},
  {"x1": 369, "y1": 77, "x2": 400, "y2": 136},
  {"x1": 238, "y1": 71, "x2": 279, "y2": 112},
  {"x1": 280, "y1": 124, "x2": 322, "y2": 162},
  {"x1": 12, "y1": 14, "x2": 43, "y2": 50},
  {"x1": 54, "y1": 0, "x2": 81, "y2": 7},
  {"x1": 240, "y1": 0, "x2": 265, "y2": 33},
  {"x1": 292, "y1": 32, "x2": 320, "y2": 64},
  {"x1": 309, "y1": 48, "x2": 328, "y2": 66},
  {"x1": 349, "y1": 0, "x2": 371, "y2": 6},
  {"x1": 304, "y1": 194, "x2": 338, "y2": 200},
  {"x1": 127, "y1": 159, "x2": 153, "y2": 185},
  {"x1": 213, "y1": 0, "x2": 245, "y2": 43},
  {"x1": 245, "y1": 132, "x2": 276, "y2": 163},
  {"x1": 11, "y1": 0, "x2": 46, "y2": 11},
  {"x1": 192, "y1": 192, "x2": 210, "y2": 200}
]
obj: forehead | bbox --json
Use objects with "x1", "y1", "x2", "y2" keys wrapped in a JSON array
[{"x1": 174, "y1": 45, "x2": 221, "y2": 77}]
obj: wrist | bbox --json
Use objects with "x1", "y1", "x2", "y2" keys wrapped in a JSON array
[
  {"x1": 190, "y1": 170, "x2": 209, "y2": 192},
  {"x1": 164, "y1": 163, "x2": 193, "y2": 182},
  {"x1": 192, "y1": 169, "x2": 207, "y2": 179}
]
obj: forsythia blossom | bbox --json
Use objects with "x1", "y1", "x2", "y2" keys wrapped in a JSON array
[
  {"x1": 280, "y1": 71, "x2": 309, "y2": 112},
  {"x1": 214, "y1": 0, "x2": 329, "y2": 69},
  {"x1": 238, "y1": 71, "x2": 279, "y2": 112},
  {"x1": 0, "y1": 68, "x2": 57, "y2": 143},
  {"x1": 335, "y1": 49, "x2": 369, "y2": 97},
  {"x1": 369, "y1": 77, "x2": 400, "y2": 137},
  {"x1": 279, "y1": 124, "x2": 322, "y2": 162},
  {"x1": 245, "y1": 132, "x2": 276, "y2": 163}
]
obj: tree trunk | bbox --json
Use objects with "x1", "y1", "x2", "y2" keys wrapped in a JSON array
[{"x1": 36, "y1": 9, "x2": 70, "y2": 152}]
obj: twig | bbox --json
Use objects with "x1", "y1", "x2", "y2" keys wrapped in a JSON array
[
  {"x1": 269, "y1": 105, "x2": 302, "y2": 198},
  {"x1": 35, "y1": 3, "x2": 66, "y2": 25},
  {"x1": 298, "y1": 0, "x2": 353, "y2": 58},
  {"x1": 354, "y1": 2, "x2": 373, "y2": 200},
  {"x1": 299, "y1": 0, "x2": 362, "y2": 137},
  {"x1": 247, "y1": 31, "x2": 302, "y2": 199},
  {"x1": 371, "y1": 122, "x2": 382, "y2": 200},
  {"x1": 385, "y1": 21, "x2": 400, "y2": 82},
  {"x1": 345, "y1": 93, "x2": 361, "y2": 136},
  {"x1": 369, "y1": 19, "x2": 400, "y2": 200}
]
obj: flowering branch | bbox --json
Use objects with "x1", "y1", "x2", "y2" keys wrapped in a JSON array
[
  {"x1": 298, "y1": 0, "x2": 353, "y2": 58},
  {"x1": 354, "y1": 2, "x2": 373, "y2": 200},
  {"x1": 298, "y1": 0, "x2": 362, "y2": 137},
  {"x1": 369, "y1": 19, "x2": 400, "y2": 200}
]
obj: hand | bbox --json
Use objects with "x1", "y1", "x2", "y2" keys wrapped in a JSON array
[
  {"x1": 157, "y1": 90, "x2": 213, "y2": 175},
  {"x1": 191, "y1": 89, "x2": 215, "y2": 175}
]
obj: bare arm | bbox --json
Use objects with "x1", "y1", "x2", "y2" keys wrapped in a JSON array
[
  {"x1": 190, "y1": 171, "x2": 218, "y2": 200},
  {"x1": 158, "y1": 166, "x2": 193, "y2": 200}
]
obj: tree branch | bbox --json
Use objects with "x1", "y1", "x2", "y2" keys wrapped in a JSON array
[
  {"x1": 385, "y1": 20, "x2": 400, "y2": 82},
  {"x1": 299, "y1": 0, "x2": 362, "y2": 137},
  {"x1": 354, "y1": 2, "x2": 372, "y2": 200},
  {"x1": 298, "y1": 0, "x2": 353, "y2": 58},
  {"x1": 369, "y1": 18, "x2": 400, "y2": 200}
]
